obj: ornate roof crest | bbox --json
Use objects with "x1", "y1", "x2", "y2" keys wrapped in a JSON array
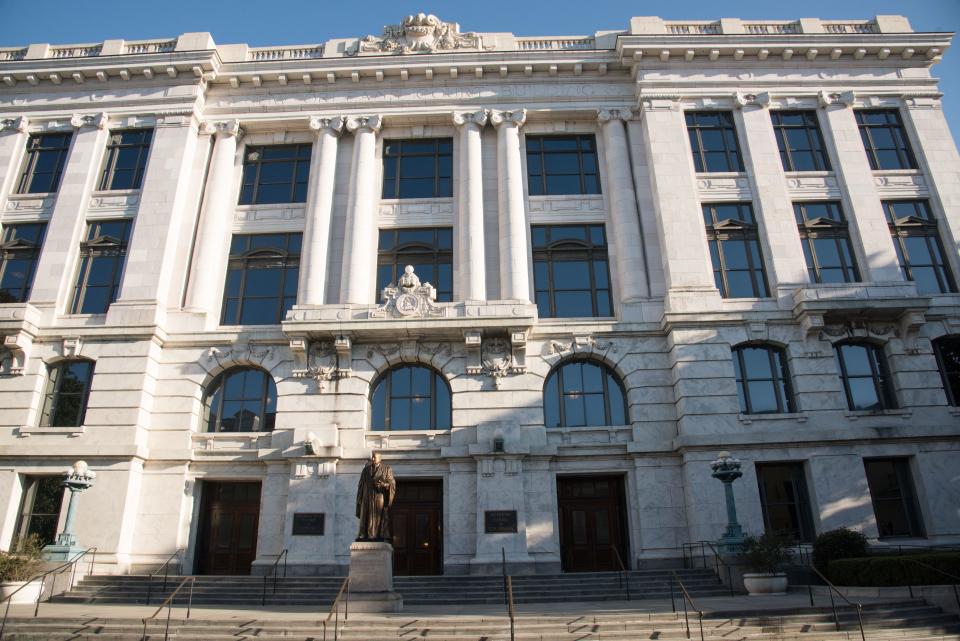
[
  {"x1": 371, "y1": 265, "x2": 445, "y2": 319},
  {"x1": 349, "y1": 13, "x2": 483, "y2": 56}
]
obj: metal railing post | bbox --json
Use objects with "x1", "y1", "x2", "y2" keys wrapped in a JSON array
[{"x1": 501, "y1": 547, "x2": 508, "y2": 606}]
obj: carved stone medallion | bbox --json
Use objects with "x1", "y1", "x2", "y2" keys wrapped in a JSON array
[{"x1": 349, "y1": 13, "x2": 483, "y2": 56}]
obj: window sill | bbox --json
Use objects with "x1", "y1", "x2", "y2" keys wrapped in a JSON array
[
  {"x1": 845, "y1": 409, "x2": 912, "y2": 421},
  {"x1": 193, "y1": 432, "x2": 271, "y2": 451},
  {"x1": 784, "y1": 170, "x2": 835, "y2": 178},
  {"x1": 695, "y1": 171, "x2": 747, "y2": 178},
  {"x1": 527, "y1": 194, "x2": 604, "y2": 200},
  {"x1": 90, "y1": 188, "x2": 141, "y2": 197},
  {"x1": 17, "y1": 425, "x2": 84, "y2": 438},
  {"x1": 872, "y1": 168, "x2": 922, "y2": 177},
  {"x1": 379, "y1": 197, "x2": 454, "y2": 204},
  {"x1": 538, "y1": 316, "x2": 616, "y2": 323},
  {"x1": 738, "y1": 413, "x2": 808, "y2": 425}
]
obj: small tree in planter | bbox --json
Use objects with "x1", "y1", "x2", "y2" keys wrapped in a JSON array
[
  {"x1": 742, "y1": 533, "x2": 794, "y2": 595},
  {"x1": 0, "y1": 536, "x2": 46, "y2": 604}
]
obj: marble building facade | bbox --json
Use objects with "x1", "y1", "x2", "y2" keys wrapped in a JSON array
[{"x1": 0, "y1": 14, "x2": 958, "y2": 576}]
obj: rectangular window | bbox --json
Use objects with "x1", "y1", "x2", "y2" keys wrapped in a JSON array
[
  {"x1": 771, "y1": 111, "x2": 831, "y2": 172},
  {"x1": 221, "y1": 233, "x2": 301, "y2": 325},
  {"x1": 17, "y1": 132, "x2": 72, "y2": 194},
  {"x1": 14, "y1": 476, "x2": 64, "y2": 547},
  {"x1": 0, "y1": 223, "x2": 47, "y2": 303},
  {"x1": 685, "y1": 112, "x2": 744, "y2": 173},
  {"x1": 71, "y1": 219, "x2": 132, "y2": 314},
  {"x1": 856, "y1": 110, "x2": 917, "y2": 171},
  {"x1": 526, "y1": 135, "x2": 601, "y2": 196},
  {"x1": 864, "y1": 458, "x2": 924, "y2": 538},
  {"x1": 882, "y1": 200, "x2": 956, "y2": 295},
  {"x1": 703, "y1": 203, "x2": 769, "y2": 298},
  {"x1": 98, "y1": 129, "x2": 153, "y2": 191},
  {"x1": 532, "y1": 224, "x2": 612, "y2": 318},
  {"x1": 382, "y1": 138, "x2": 452, "y2": 199},
  {"x1": 756, "y1": 463, "x2": 815, "y2": 542},
  {"x1": 794, "y1": 202, "x2": 860, "y2": 284},
  {"x1": 238, "y1": 144, "x2": 312, "y2": 205},
  {"x1": 377, "y1": 227, "x2": 453, "y2": 302}
]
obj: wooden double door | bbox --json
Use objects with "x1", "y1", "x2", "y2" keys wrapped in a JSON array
[
  {"x1": 390, "y1": 479, "x2": 443, "y2": 575},
  {"x1": 196, "y1": 481, "x2": 261, "y2": 575},
  {"x1": 557, "y1": 476, "x2": 629, "y2": 573}
]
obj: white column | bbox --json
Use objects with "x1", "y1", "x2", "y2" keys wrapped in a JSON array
[
  {"x1": 340, "y1": 115, "x2": 382, "y2": 305},
  {"x1": 598, "y1": 109, "x2": 648, "y2": 302},
  {"x1": 819, "y1": 95, "x2": 902, "y2": 282},
  {"x1": 453, "y1": 110, "x2": 488, "y2": 301},
  {"x1": 184, "y1": 120, "x2": 242, "y2": 314},
  {"x1": 490, "y1": 109, "x2": 530, "y2": 302},
  {"x1": 29, "y1": 113, "x2": 110, "y2": 314},
  {"x1": 0, "y1": 117, "x2": 29, "y2": 206},
  {"x1": 733, "y1": 98, "x2": 809, "y2": 293},
  {"x1": 299, "y1": 115, "x2": 344, "y2": 306}
]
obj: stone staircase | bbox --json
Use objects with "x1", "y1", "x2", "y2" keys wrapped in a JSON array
[
  {"x1": 51, "y1": 568, "x2": 728, "y2": 606},
  {"x1": 1, "y1": 600, "x2": 959, "y2": 640}
]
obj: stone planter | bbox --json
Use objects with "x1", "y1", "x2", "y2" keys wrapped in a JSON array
[
  {"x1": 0, "y1": 579, "x2": 42, "y2": 604},
  {"x1": 743, "y1": 572, "x2": 788, "y2": 595}
]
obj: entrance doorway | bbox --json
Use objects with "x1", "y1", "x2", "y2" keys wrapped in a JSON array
[
  {"x1": 390, "y1": 479, "x2": 442, "y2": 575},
  {"x1": 557, "y1": 475, "x2": 629, "y2": 573},
  {"x1": 195, "y1": 481, "x2": 261, "y2": 575}
]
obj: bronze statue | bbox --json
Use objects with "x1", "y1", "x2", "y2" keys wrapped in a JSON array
[{"x1": 355, "y1": 451, "x2": 396, "y2": 541}]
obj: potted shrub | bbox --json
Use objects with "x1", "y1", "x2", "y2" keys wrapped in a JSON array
[
  {"x1": 0, "y1": 536, "x2": 46, "y2": 604},
  {"x1": 741, "y1": 533, "x2": 794, "y2": 595}
]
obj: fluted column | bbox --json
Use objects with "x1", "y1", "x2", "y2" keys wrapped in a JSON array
[
  {"x1": 340, "y1": 115, "x2": 382, "y2": 305},
  {"x1": 453, "y1": 110, "x2": 488, "y2": 301},
  {"x1": 598, "y1": 108, "x2": 648, "y2": 302},
  {"x1": 299, "y1": 115, "x2": 345, "y2": 306},
  {"x1": 491, "y1": 109, "x2": 530, "y2": 302},
  {"x1": 185, "y1": 120, "x2": 242, "y2": 314}
]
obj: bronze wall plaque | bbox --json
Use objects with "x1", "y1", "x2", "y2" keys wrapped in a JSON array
[
  {"x1": 292, "y1": 512, "x2": 325, "y2": 535},
  {"x1": 484, "y1": 510, "x2": 518, "y2": 533}
]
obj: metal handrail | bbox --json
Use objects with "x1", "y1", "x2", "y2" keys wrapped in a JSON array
[
  {"x1": 0, "y1": 546, "x2": 97, "y2": 640},
  {"x1": 669, "y1": 570, "x2": 704, "y2": 641},
  {"x1": 140, "y1": 575, "x2": 194, "y2": 641},
  {"x1": 322, "y1": 577, "x2": 350, "y2": 641},
  {"x1": 610, "y1": 545, "x2": 631, "y2": 600},
  {"x1": 506, "y1": 575, "x2": 516, "y2": 641},
  {"x1": 899, "y1": 557, "x2": 960, "y2": 610},
  {"x1": 700, "y1": 541, "x2": 735, "y2": 596},
  {"x1": 261, "y1": 549, "x2": 288, "y2": 605},
  {"x1": 806, "y1": 564, "x2": 866, "y2": 641},
  {"x1": 681, "y1": 540, "x2": 734, "y2": 595},
  {"x1": 146, "y1": 548, "x2": 183, "y2": 605},
  {"x1": 501, "y1": 547, "x2": 508, "y2": 606}
]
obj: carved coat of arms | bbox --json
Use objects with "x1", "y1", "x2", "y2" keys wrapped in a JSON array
[{"x1": 349, "y1": 13, "x2": 483, "y2": 56}]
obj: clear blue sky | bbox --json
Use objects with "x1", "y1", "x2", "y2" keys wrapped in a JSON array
[{"x1": 1, "y1": 0, "x2": 957, "y2": 138}]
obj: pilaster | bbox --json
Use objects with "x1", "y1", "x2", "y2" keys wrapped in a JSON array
[
  {"x1": 0, "y1": 117, "x2": 29, "y2": 211},
  {"x1": 490, "y1": 109, "x2": 530, "y2": 303},
  {"x1": 340, "y1": 115, "x2": 382, "y2": 305},
  {"x1": 453, "y1": 110, "x2": 488, "y2": 301}
]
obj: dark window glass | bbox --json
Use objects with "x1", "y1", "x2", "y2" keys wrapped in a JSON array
[
  {"x1": 71, "y1": 219, "x2": 132, "y2": 314},
  {"x1": 0, "y1": 223, "x2": 46, "y2": 303},
  {"x1": 532, "y1": 224, "x2": 612, "y2": 318},
  {"x1": 382, "y1": 139, "x2": 452, "y2": 199},
  {"x1": 238, "y1": 144, "x2": 312, "y2": 205},
  {"x1": 98, "y1": 129, "x2": 153, "y2": 191},
  {"x1": 856, "y1": 110, "x2": 917, "y2": 171},
  {"x1": 882, "y1": 200, "x2": 956, "y2": 295},
  {"x1": 732, "y1": 344, "x2": 795, "y2": 414},
  {"x1": 370, "y1": 365, "x2": 451, "y2": 431},
  {"x1": 685, "y1": 111, "x2": 744, "y2": 173},
  {"x1": 703, "y1": 203, "x2": 769, "y2": 298},
  {"x1": 377, "y1": 227, "x2": 453, "y2": 302},
  {"x1": 526, "y1": 135, "x2": 601, "y2": 196},
  {"x1": 205, "y1": 367, "x2": 276, "y2": 432},
  {"x1": 756, "y1": 463, "x2": 815, "y2": 542},
  {"x1": 933, "y1": 336, "x2": 960, "y2": 407},
  {"x1": 771, "y1": 111, "x2": 831, "y2": 172},
  {"x1": 543, "y1": 359, "x2": 627, "y2": 428},
  {"x1": 864, "y1": 458, "x2": 924, "y2": 538},
  {"x1": 18, "y1": 133, "x2": 72, "y2": 194},
  {"x1": 834, "y1": 342, "x2": 897, "y2": 411},
  {"x1": 794, "y1": 202, "x2": 860, "y2": 284},
  {"x1": 221, "y1": 232, "x2": 301, "y2": 325},
  {"x1": 40, "y1": 360, "x2": 94, "y2": 428},
  {"x1": 13, "y1": 476, "x2": 64, "y2": 547}
]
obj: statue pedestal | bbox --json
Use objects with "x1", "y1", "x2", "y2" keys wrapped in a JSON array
[{"x1": 348, "y1": 541, "x2": 403, "y2": 612}]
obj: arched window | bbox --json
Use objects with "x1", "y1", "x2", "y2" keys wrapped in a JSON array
[
  {"x1": 543, "y1": 359, "x2": 627, "y2": 428},
  {"x1": 933, "y1": 335, "x2": 960, "y2": 407},
  {"x1": 834, "y1": 341, "x2": 897, "y2": 411},
  {"x1": 40, "y1": 360, "x2": 94, "y2": 427},
  {"x1": 731, "y1": 344, "x2": 795, "y2": 414},
  {"x1": 205, "y1": 367, "x2": 277, "y2": 432},
  {"x1": 370, "y1": 364, "x2": 451, "y2": 431}
]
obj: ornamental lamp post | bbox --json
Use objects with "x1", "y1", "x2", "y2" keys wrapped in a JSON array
[
  {"x1": 42, "y1": 460, "x2": 96, "y2": 561},
  {"x1": 711, "y1": 451, "x2": 746, "y2": 553}
]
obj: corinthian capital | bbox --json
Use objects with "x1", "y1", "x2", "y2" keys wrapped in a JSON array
[
  {"x1": 0, "y1": 116, "x2": 28, "y2": 133},
  {"x1": 70, "y1": 112, "x2": 109, "y2": 130},
  {"x1": 345, "y1": 115, "x2": 382, "y2": 134},
  {"x1": 453, "y1": 110, "x2": 489, "y2": 127},
  {"x1": 489, "y1": 109, "x2": 527, "y2": 128},
  {"x1": 597, "y1": 108, "x2": 634, "y2": 124},
  {"x1": 309, "y1": 115, "x2": 346, "y2": 135}
]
